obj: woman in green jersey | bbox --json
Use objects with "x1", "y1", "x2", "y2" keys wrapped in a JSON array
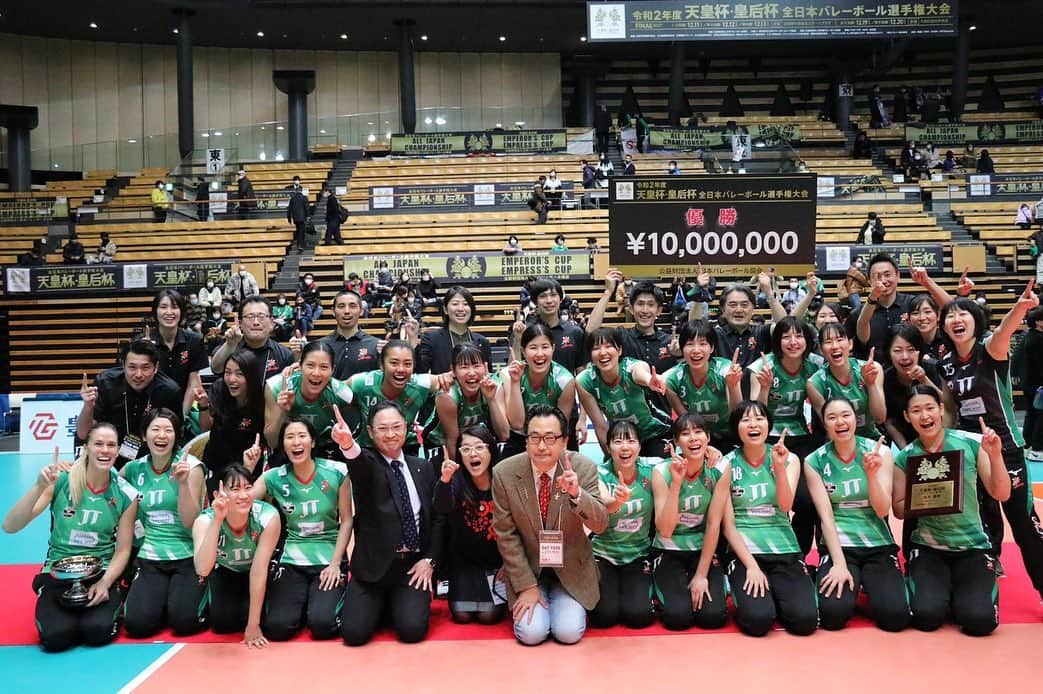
[
  {"x1": 194, "y1": 464, "x2": 281, "y2": 647},
  {"x1": 893, "y1": 385, "x2": 1010, "y2": 636},
  {"x1": 589, "y1": 420, "x2": 656, "y2": 629},
  {"x1": 122, "y1": 409, "x2": 207, "y2": 638},
  {"x1": 805, "y1": 397, "x2": 910, "y2": 632},
  {"x1": 264, "y1": 341, "x2": 354, "y2": 457},
  {"x1": 807, "y1": 322, "x2": 886, "y2": 439},
  {"x1": 663, "y1": 320, "x2": 742, "y2": 449},
  {"x1": 3, "y1": 423, "x2": 138, "y2": 652},
  {"x1": 651, "y1": 414, "x2": 729, "y2": 631},
  {"x1": 502, "y1": 322, "x2": 577, "y2": 459},
  {"x1": 719, "y1": 400, "x2": 818, "y2": 636},
  {"x1": 576, "y1": 327, "x2": 671, "y2": 457},
  {"x1": 429, "y1": 342, "x2": 510, "y2": 462},
  {"x1": 252, "y1": 416, "x2": 352, "y2": 640},
  {"x1": 749, "y1": 316, "x2": 826, "y2": 556}
]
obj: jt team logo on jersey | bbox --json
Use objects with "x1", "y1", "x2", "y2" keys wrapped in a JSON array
[
  {"x1": 28, "y1": 412, "x2": 58, "y2": 441},
  {"x1": 357, "y1": 347, "x2": 374, "y2": 361}
]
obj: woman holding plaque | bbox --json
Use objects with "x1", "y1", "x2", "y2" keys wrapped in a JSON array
[
  {"x1": 122, "y1": 409, "x2": 208, "y2": 638},
  {"x1": 2, "y1": 424, "x2": 138, "y2": 652},
  {"x1": 893, "y1": 385, "x2": 1010, "y2": 635},
  {"x1": 939, "y1": 284, "x2": 1043, "y2": 598},
  {"x1": 804, "y1": 397, "x2": 910, "y2": 632}
]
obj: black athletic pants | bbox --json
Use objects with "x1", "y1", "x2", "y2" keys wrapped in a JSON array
[
  {"x1": 817, "y1": 546, "x2": 910, "y2": 632},
  {"x1": 208, "y1": 565, "x2": 251, "y2": 634},
  {"x1": 979, "y1": 446, "x2": 1043, "y2": 597},
  {"x1": 124, "y1": 557, "x2": 207, "y2": 637},
  {"x1": 906, "y1": 544, "x2": 999, "y2": 636},
  {"x1": 341, "y1": 555, "x2": 431, "y2": 646},
  {"x1": 725, "y1": 553, "x2": 818, "y2": 636},
  {"x1": 771, "y1": 433, "x2": 821, "y2": 557},
  {"x1": 264, "y1": 563, "x2": 345, "y2": 641},
  {"x1": 652, "y1": 551, "x2": 728, "y2": 630},
  {"x1": 32, "y1": 574, "x2": 123, "y2": 652},
  {"x1": 589, "y1": 556, "x2": 654, "y2": 629}
]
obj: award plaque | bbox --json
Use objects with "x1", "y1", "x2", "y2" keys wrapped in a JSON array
[
  {"x1": 50, "y1": 555, "x2": 103, "y2": 608},
  {"x1": 904, "y1": 449, "x2": 964, "y2": 518}
]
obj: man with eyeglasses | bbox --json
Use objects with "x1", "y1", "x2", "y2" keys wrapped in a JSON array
[
  {"x1": 211, "y1": 295, "x2": 295, "y2": 381},
  {"x1": 492, "y1": 404, "x2": 607, "y2": 645}
]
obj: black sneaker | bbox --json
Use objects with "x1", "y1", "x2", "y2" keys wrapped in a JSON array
[{"x1": 994, "y1": 558, "x2": 1006, "y2": 578}]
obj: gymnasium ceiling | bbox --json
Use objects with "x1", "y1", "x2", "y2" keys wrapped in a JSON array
[{"x1": 0, "y1": 0, "x2": 1040, "y2": 56}]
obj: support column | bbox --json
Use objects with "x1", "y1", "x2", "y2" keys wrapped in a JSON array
[
  {"x1": 576, "y1": 71, "x2": 596, "y2": 127},
  {"x1": 175, "y1": 9, "x2": 195, "y2": 161},
  {"x1": 395, "y1": 19, "x2": 417, "y2": 134},
  {"x1": 950, "y1": 18, "x2": 972, "y2": 120},
  {"x1": 273, "y1": 71, "x2": 316, "y2": 162},
  {"x1": 835, "y1": 73, "x2": 853, "y2": 128},
  {"x1": 0, "y1": 105, "x2": 38, "y2": 192},
  {"x1": 668, "y1": 42, "x2": 686, "y2": 126}
]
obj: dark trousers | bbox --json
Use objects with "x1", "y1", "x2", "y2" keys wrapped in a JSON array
[
  {"x1": 293, "y1": 220, "x2": 307, "y2": 247},
  {"x1": 207, "y1": 565, "x2": 251, "y2": 634},
  {"x1": 978, "y1": 446, "x2": 1043, "y2": 596},
  {"x1": 589, "y1": 556, "x2": 654, "y2": 629},
  {"x1": 341, "y1": 556, "x2": 431, "y2": 646},
  {"x1": 652, "y1": 551, "x2": 728, "y2": 630},
  {"x1": 1024, "y1": 406, "x2": 1043, "y2": 451},
  {"x1": 596, "y1": 131, "x2": 609, "y2": 155},
  {"x1": 725, "y1": 553, "x2": 818, "y2": 636},
  {"x1": 123, "y1": 557, "x2": 207, "y2": 638},
  {"x1": 906, "y1": 544, "x2": 998, "y2": 636},
  {"x1": 536, "y1": 207, "x2": 548, "y2": 224},
  {"x1": 264, "y1": 563, "x2": 345, "y2": 641},
  {"x1": 817, "y1": 546, "x2": 910, "y2": 632},
  {"x1": 153, "y1": 207, "x2": 166, "y2": 223},
  {"x1": 324, "y1": 218, "x2": 342, "y2": 244},
  {"x1": 32, "y1": 574, "x2": 123, "y2": 652}
]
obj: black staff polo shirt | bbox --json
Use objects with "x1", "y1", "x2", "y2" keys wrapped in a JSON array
[
  {"x1": 155, "y1": 328, "x2": 209, "y2": 394},
  {"x1": 93, "y1": 367, "x2": 182, "y2": 443},
  {"x1": 239, "y1": 338, "x2": 295, "y2": 381},
  {"x1": 321, "y1": 329, "x2": 381, "y2": 381}
]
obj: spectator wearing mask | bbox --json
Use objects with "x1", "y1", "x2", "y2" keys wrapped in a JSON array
[
  {"x1": 287, "y1": 176, "x2": 310, "y2": 250},
  {"x1": 87, "y1": 233, "x2": 116, "y2": 264},
  {"x1": 199, "y1": 279, "x2": 223, "y2": 309},
  {"x1": 503, "y1": 234, "x2": 523, "y2": 256},
  {"x1": 543, "y1": 170, "x2": 563, "y2": 211},
  {"x1": 185, "y1": 294, "x2": 206, "y2": 333},
  {"x1": 942, "y1": 150, "x2": 957, "y2": 173},
  {"x1": 924, "y1": 143, "x2": 942, "y2": 169},
  {"x1": 298, "y1": 273, "x2": 322, "y2": 328},
  {"x1": 781, "y1": 278, "x2": 807, "y2": 313},
  {"x1": 272, "y1": 293, "x2": 295, "y2": 341},
  {"x1": 151, "y1": 181, "x2": 169, "y2": 223},
  {"x1": 236, "y1": 170, "x2": 256, "y2": 220},
  {"x1": 417, "y1": 269, "x2": 440, "y2": 311},
  {"x1": 370, "y1": 260, "x2": 395, "y2": 309},
  {"x1": 859, "y1": 212, "x2": 886, "y2": 245},
  {"x1": 1017, "y1": 203, "x2": 1036, "y2": 230},
  {"x1": 976, "y1": 149, "x2": 996, "y2": 175},
  {"x1": 622, "y1": 154, "x2": 635, "y2": 176},
  {"x1": 225, "y1": 265, "x2": 260, "y2": 307},
  {"x1": 596, "y1": 154, "x2": 614, "y2": 188},
  {"x1": 62, "y1": 232, "x2": 86, "y2": 265},
  {"x1": 581, "y1": 159, "x2": 597, "y2": 209},
  {"x1": 668, "y1": 160, "x2": 681, "y2": 175},
  {"x1": 17, "y1": 239, "x2": 46, "y2": 267},
  {"x1": 344, "y1": 273, "x2": 370, "y2": 317}
]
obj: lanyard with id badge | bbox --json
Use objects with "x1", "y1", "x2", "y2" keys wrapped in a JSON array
[
  {"x1": 118, "y1": 393, "x2": 151, "y2": 461},
  {"x1": 538, "y1": 465, "x2": 565, "y2": 569}
]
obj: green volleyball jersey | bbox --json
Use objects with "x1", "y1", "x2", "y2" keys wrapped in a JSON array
[
  {"x1": 44, "y1": 470, "x2": 137, "y2": 572},
  {"x1": 123, "y1": 453, "x2": 205, "y2": 561},
  {"x1": 894, "y1": 430, "x2": 989, "y2": 551},
  {"x1": 663, "y1": 358, "x2": 733, "y2": 440},
  {"x1": 267, "y1": 371, "x2": 354, "y2": 448},
  {"x1": 748, "y1": 353, "x2": 824, "y2": 437},
  {"x1": 348, "y1": 370, "x2": 434, "y2": 447},
  {"x1": 592, "y1": 459, "x2": 655, "y2": 564},
  {"x1": 651, "y1": 459, "x2": 722, "y2": 553},
  {"x1": 721, "y1": 446, "x2": 800, "y2": 555},
  {"x1": 577, "y1": 357, "x2": 671, "y2": 440},
  {"x1": 262, "y1": 458, "x2": 348, "y2": 566},
  {"x1": 808, "y1": 358, "x2": 881, "y2": 438},
  {"x1": 425, "y1": 374, "x2": 501, "y2": 446},
  {"x1": 520, "y1": 361, "x2": 573, "y2": 409},
  {"x1": 200, "y1": 500, "x2": 279, "y2": 573},
  {"x1": 805, "y1": 437, "x2": 894, "y2": 549}
]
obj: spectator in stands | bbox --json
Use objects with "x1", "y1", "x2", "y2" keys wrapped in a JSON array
[
  {"x1": 942, "y1": 150, "x2": 957, "y2": 173},
  {"x1": 211, "y1": 295, "x2": 295, "y2": 382},
  {"x1": 272, "y1": 293, "x2": 294, "y2": 341},
  {"x1": 16, "y1": 239, "x2": 46, "y2": 267},
  {"x1": 417, "y1": 286, "x2": 492, "y2": 374},
  {"x1": 596, "y1": 154, "x2": 614, "y2": 188},
  {"x1": 417, "y1": 268, "x2": 441, "y2": 312},
  {"x1": 1017, "y1": 203, "x2": 1036, "y2": 230},
  {"x1": 622, "y1": 154, "x2": 635, "y2": 176},
  {"x1": 853, "y1": 130, "x2": 872, "y2": 159},
  {"x1": 580, "y1": 159, "x2": 597, "y2": 209},
  {"x1": 236, "y1": 170, "x2": 256, "y2": 220},
  {"x1": 185, "y1": 294, "x2": 205, "y2": 334},
  {"x1": 924, "y1": 144, "x2": 942, "y2": 169},
  {"x1": 550, "y1": 234, "x2": 569, "y2": 253},
  {"x1": 393, "y1": 270, "x2": 414, "y2": 297},
  {"x1": 225, "y1": 264, "x2": 260, "y2": 308},
  {"x1": 86, "y1": 232, "x2": 116, "y2": 264},
  {"x1": 295, "y1": 295, "x2": 318, "y2": 338},
  {"x1": 195, "y1": 176, "x2": 209, "y2": 221},
  {"x1": 962, "y1": 143, "x2": 978, "y2": 170},
  {"x1": 386, "y1": 286, "x2": 415, "y2": 340},
  {"x1": 543, "y1": 169, "x2": 563, "y2": 211},
  {"x1": 149, "y1": 288, "x2": 209, "y2": 416},
  {"x1": 287, "y1": 177, "x2": 310, "y2": 250},
  {"x1": 976, "y1": 149, "x2": 996, "y2": 175},
  {"x1": 343, "y1": 273, "x2": 370, "y2": 317},
  {"x1": 151, "y1": 181, "x2": 169, "y2": 223},
  {"x1": 503, "y1": 234, "x2": 523, "y2": 256},
  {"x1": 531, "y1": 177, "x2": 549, "y2": 225},
  {"x1": 909, "y1": 152, "x2": 929, "y2": 181},
  {"x1": 297, "y1": 273, "x2": 322, "y2": 334},
  {"x1": 77, "y1": 339, "x2": 182, "y2": 469},
  {"x1": 62, "y1": 232, "x2": 85, "y2": 265},
  {"x1": 899, "y1": 141, "x2": 917, "y2": 171},
  {"x1": 371, "y1": 260, "x2": 396, "y2": 308},
  {"x1": 859, "y1": 212, "x2": 886, "y2": 245},
  {"x1": 667, "y1": 160, "x2": 681, "y2": 175},
  {"x1": 585, "y1": 237, "x2": 601, "y2": 254},
  {"x1": 594, "y1": 104, "x2": 612, "y2": 156},
  {"x1": 199, "y1": 278, "x2": 222, "y2": 310},
  {"x1": 781, "y1": 278, "x2": 807, "y2": 313},
  {"x1": 324, "y1": 187, "x2": 345, "y2": 246}
]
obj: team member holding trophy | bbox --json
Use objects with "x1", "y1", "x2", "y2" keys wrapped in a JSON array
[{"x1": 2, "y1": 424, "x2": 139, "y2": 652}]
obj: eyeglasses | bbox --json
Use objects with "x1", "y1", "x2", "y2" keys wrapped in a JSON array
[
  {"x1": 526, "y1": 434, "x2": 564, "y2": 447},
  {"x1": 459, "y1": 444, "x2": 489, "y2": 455},
  {"x1": 374, "y1": 424, "x2": 406, "y2": 435},
  {"x1": 242, "y1": 313, "x2": 270, "y2": 322}
]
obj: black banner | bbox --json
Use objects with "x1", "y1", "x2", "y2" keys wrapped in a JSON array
[
  {"x1": 369, "y1": 181, "x2": 576, "y2": 210},
  {"x1": 966, "y1": 173, "x2": 1043, "y2": 197},
  {"x1": 905, "y1": 120, "x2": 1043, "y2": 145},
  {"x1": 0, "y1": 196, "x2": 67, "y2": 224},
  {"x1": 389, "y1": 130, "x2": 567, "y2": 156},
  {"x1": 344, "y1": 251, "x2": 590, "y2": 284},
  {"x1": 587, "y1": 1, "x2": 958, "y2": 41},
  {"x1": 608, "y1": 174, "x2": 817, "y2": 276},
  {"x1": 816, "y1": 244, "x2": 944, "y2": 276},
  {"x1": 648, "y1": 124, "x2": 801, "y2": 150},
  {"x1": 4, "y1": 260, "x2": 234, "y2": 295}
]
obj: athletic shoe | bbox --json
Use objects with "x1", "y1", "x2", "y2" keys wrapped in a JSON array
[{"x1": 994, "y1": 558, "x2": 1006, "y2": 578}]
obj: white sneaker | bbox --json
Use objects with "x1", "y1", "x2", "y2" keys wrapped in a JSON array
[{"x1": 1026, "y1": 449, "x2": 1043, "y2": 462}]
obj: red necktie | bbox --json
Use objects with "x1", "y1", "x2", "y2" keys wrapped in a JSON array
[{"x1": 539, "y1": 473, "x2": 551, "y2": 523}]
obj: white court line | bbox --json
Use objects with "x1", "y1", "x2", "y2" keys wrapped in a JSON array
[{"x1": 116, "y1": 643, "x2": 185, "y2": 694}]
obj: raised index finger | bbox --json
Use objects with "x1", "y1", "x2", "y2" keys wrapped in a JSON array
[
  {"x1": 979, "y1": 416, "x2": 987, "y2": 434},
  {"x1": 867, "y1": 346, "x2": 876, "y2": 363},
  {"x1": 1025, "y1": 279, "x2": 1036, "y2": 297},
  {"x1": 778, "y1": 428, "x2": 788, "y2": 446},
  {"x1": 563, "y1": 452, "x2": 572, "y2": 471},
  {"x1": 732, "y1": 348, "x2": 740, "y2": 364},
  {"x1": 53, "y1": 445, "x2": 60, "y2": 466},
  {"x1": 333, "y1": 404, "x2": 345, "y2": 426},
  {"x1": 254, "y1": 433, "x2": 261, "y2": 448},
  {"x1": 874, "y1": 436, "x2": 884, "y2": 453},
  {"x1": 81, "y1": 372, "x2": 88, "y2": 389}
]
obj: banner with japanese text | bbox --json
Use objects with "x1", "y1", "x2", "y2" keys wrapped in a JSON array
[
  {"x1": 905, "y1": 120, "x2": 1043, "y2": 145},
  {"x1": 369, "y1": 181, "x2": 576, "y2": 210},
  {"x1": 3, "y1": 260, "x2": 234, "y2": 295},
  {"x1": 343, "y1": 251, "x2": 589, "y2": 284},
  {"x1": 389, "y1": 130, "x2": 567, "y2": 156},
  {"x1": 647, "y1": 124, "x2": 802, "y2": 150}
]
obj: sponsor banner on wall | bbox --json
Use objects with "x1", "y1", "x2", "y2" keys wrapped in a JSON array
[
  {"x1": 966, "y1": 173, "x2": 1043, "y2": 197},
  {"x1": 389, "y1": 129, "x2": 567, "y2": 156},
  {"x1": 647, "y1": 124, "x2": 802, "y2": 150},
  {"x1": 343, "y1": 251, "x2": 589, "y2": 284},
  {"x1": 816, "y1": 244, "x2": 945, "y2": 275},
  {"x1": 4, "y1": 260, "x2": 234, "y2": 295},
  {"x1": 0, "y1": 196, "x2": 68, "y2": 223},
  {"x1": 905, "y1": 120, "x2": 1043, "y2": 145},
  {"x1": 19, "y1": 397, "x2": 82, "y2": 455},
  {"x1": 369, "y1": 181, "x2": 576, "y2": 210}
]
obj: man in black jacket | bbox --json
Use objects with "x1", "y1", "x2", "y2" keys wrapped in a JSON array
[
  {"x1": 594, "y1": 105, "x2": 612, "y2": 156},
  {"x1": 236, "y1": 170, "x2": 256, "y2": 220},
  {"x1": 287, "y1": 176, "x2": 310, "y2": 249},
  {"x1": 195, "y1": 176, "x2": 209, "y2": 220},
  {"x1": 334, "y1": 402, "x2": 444, "y2": 645}
]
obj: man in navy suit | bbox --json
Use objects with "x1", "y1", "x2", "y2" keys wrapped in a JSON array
[{"x1": 334, "y1": 401, "x2": 444, "y2": 645}]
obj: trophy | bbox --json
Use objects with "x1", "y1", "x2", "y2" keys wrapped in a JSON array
[
  {"x1": 904, "y1": 449, "x2": 964, "y2": 518},
  {"x1": 50, "y1": 555, "x2": 103, "y2": 608}
]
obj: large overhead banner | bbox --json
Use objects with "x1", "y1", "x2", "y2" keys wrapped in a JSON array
[
  {"x1": 343, "y1": 252, "x2": 589, "y2": 284},
  {"x1": 369, "y1": 181, "x2": 576, "y2": 210},
  {"x1": 647, "y1": 124, "x2": 801, "y2": 150},
  {"x1": 4, "y1": 260, "x2": 234, "y2": 295},
  {"x1": 390, "y1": 130, "x2": 567, "y2": 156},
  {"x1": 587, "y1": 1, "x2": 958, "y2": 41},
  {"x1": 905, "y1": 121, "x2": 1043, "y2": 145}
]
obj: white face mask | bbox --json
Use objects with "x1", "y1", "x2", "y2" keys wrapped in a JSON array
[{"x1": 206, "y1": 282, "x2": 214, "y2": 289}]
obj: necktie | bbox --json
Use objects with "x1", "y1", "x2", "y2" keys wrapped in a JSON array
[
  {"x1": 390, "y1": 459, "x2": 420, "y2": 552},
  {"x1": 538, "y1": 472, "x2": 551, "y2": 524}
]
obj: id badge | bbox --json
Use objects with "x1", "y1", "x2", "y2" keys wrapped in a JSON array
[
  {"x1": 119, "y1": 435, "x2": 142, "y2": 461},
  {"x1": 959, "y1": 396, "x2": 987, "y2": 418},
  {"x1": 538, "y1": 530, "x2": 564, "y2": 568}
]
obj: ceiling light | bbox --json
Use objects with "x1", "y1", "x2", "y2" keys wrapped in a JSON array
[
  {"x1": 214, "y1": 131, "x2": 222, "y2": 136},
  {"x1": 127, "y1": 139, "x2": 137, "y2": 143},
  {"x1": 256, "y1": 31, "x2": 264, "y2": 37},
  {"x1": 53, "y1": 163, "x2": 60, "y2": 169},
  {"x1": 969, "y1": 24, "x2": 977, "y2": 31},
  {"x1": 367, "y1": 133, "x2": 376, "y2": 143},
  {"x1": 435, "y1": 116, "x2": 446, "y2": 125},
  {"x1": 498, "y1": 35, "x2": 506, "y2": 42},
  {"x1": 89, "y1": 22, "x2": 98, "y2": 29},
  {"x1": 420, "y1": 35, "x2": 428, "y2": 41},
  {"x1": 319, "y1": 129, "x2": 327, "y2": 134},
  {"x1": 340, "y1": 34, "x2": 348, "y2": 39},
  {"x1": 275, "y1": 152, "x2": 284, "y2": 161},
  {"x1": 515, "y1": 121, "x2": 525, "y2": 126},
  {"x1": 201, "y1": 133, "x2": 209, "y2": 138},
  {"x1": 424, "y1": 117, "x2": 432, "y2": 124},
  {"x1": 367, "y1": 121, "x2": 374, "y2": 125},
  {"x1": 173, "y1": 29, "x2": 179, "y2": 35},
  {"x1": 580, "y1": 36, "x2": 587, "y2": 42},
  {"x1": 495, "y1": 123, "x2": 502, "y2": 128},
  {"x1": 276, "y1": 125, "x2": 285, "y2": 131},
  {"x1": 385, "y1": 132, "x2": 391, "y2": 140},
  {"x1": 259, "y1": 152, "x2": 266, "y2": 160}
]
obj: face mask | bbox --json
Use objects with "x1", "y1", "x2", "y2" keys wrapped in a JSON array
[
  {"x1": 212, "y1": 313, "x2": 221, "y2": 319},
  {"x1": 239, "y1": 271, "x2": 246, "y2": 277},
  {"x1": 206, "y1": 282, "x2": 214, "y2": 289},
  {"x1": 278, "y1": 299, "x2": 286, "y2": 305},
  {"x1": 190, "y1": 298, "x2": 199, "y2": 305},
  {"x1": 789, "y1": 281, "x2": 798, "y2": 289}
]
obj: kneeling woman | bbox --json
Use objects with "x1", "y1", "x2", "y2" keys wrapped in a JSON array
[
  {"x1": 193, "y1": 464, "x2": 281, "y2": 647},
  {"x1": 719, "y1": 401, "x2": 818, "y2": 636},
  {"x1": 651, "y1": 414, "x2": 729, "y2": 631},
  {"x1": 252, "y1": 416, "x2": 352, "y2": 640},
  {"x1": 122, "y1": 409, "x2": 207, "y2": 638},
  {"x1": 434, "y1": 426, "x2": 505, "y2": 625},
  {"x1": 2, "y1": 424, "x2": 138, "y2": 652},
  {"x1": 893, "y1": 385, "x2": 1010, "y2": 636},
  {"x1": 589, "y1": 420, "x2": 656, "y2": 629},
  {"x1": 804, "y1": 397, "x2": 910, "y2": 631}
]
